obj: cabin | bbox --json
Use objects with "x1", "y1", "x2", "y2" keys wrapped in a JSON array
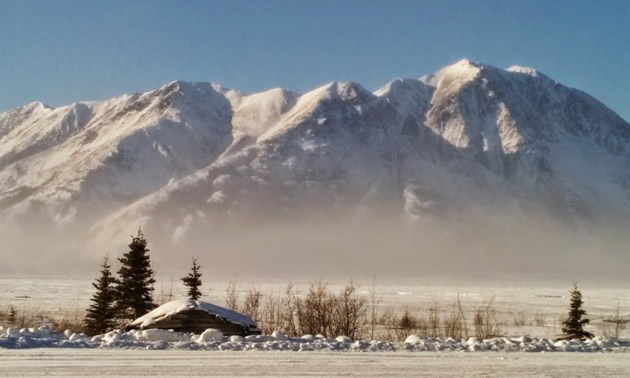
[{"x1": 126, "y1": 299, "x2": 262, "y2": 336}]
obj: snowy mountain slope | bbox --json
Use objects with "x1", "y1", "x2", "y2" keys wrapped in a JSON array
[
  {"x1": 422, "y1": 60, "x2": 630, "y2": 218},
  {"x1": 0, "y1": 81, "x2": 233, "y2": 222},
  {"x1": 1, "y1": 59, "x2": 630, "y2": 247}
]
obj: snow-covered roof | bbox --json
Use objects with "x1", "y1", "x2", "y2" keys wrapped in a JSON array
[{"x1": 131, "y1": 299, "x2": 257, "y2": 329}]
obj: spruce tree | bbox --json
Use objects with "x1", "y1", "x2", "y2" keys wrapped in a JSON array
[
  {"x1": 560, "y1": 282, "x2": 594, "y2": 340},
  {"x1": 116, "y1": 229, "x2": 156, "y2": 319},
  {"x1": 84, "y1": 255, "x2": 117, "y2": 335},
  {"x1": 181, "y1": 257, "x2": 203, "y2": 300}
]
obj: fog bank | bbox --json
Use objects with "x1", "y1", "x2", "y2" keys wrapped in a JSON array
[{"x1": 1, "y1": 209, "x2": 628, "y2": 284}]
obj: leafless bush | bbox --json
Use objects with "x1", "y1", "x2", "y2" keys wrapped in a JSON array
[
  {"x1": 531, "y1": 312, "x2": 546, "y2": 327},
  {"x1": 379, "y1": 297, "x2": 471, "y2": 341},
  {"x1": 242, "y1": 287, "x2": 263, "y2": 324},
  {"x1": 427, "y1": 300, "x2": 441, "y2": 338},
  {"x1": 511, "y1": 311, "x2": 527, "y2": 327},
  {"x1": 258, "y1": 291, "x2": 284, "y2": 334},
  {"x1": 279, "y1": 282, "x2": 299, "y2": 336},
  {"x1": 367, "y1": 276, "x2": 383, "y2": 340},
  {"x1": 224, "y1": 280, "x2": 240, "y2": 312},
  {"x1": 443, "y1": 296, "x2": 468, "y2": 339},
  {"x1": 598, "y1": 305, "x2": 628, "y2": 339},
  {"x1": 473, "y1": 297, "x2": 502, "y2": 339},
  {"x1": 156, "y1": 276, "x2": 174, "y2": 305},
  {"x1": 330, "y1": 280, "x2": 367, "y2": 340},
  {"x1": 51, "y1": 316, "x2": 86, "y2": 333},
  {"x1": 4, "y1": 305, "x2": 17, "y2": 326},
  {"x1": 0, "y1": 305, "x2": 85, "y2": 333},
  {"x1": 380, "y1": 308, "x2": 421, "y2": 341},
  {"x1": 255, "y1": 280, "x2": 369, "y2": 339},
  {"x1": 295, "y1": 280, "x2": 335, "y2": 336}
]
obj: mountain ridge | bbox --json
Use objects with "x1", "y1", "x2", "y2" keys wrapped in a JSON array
[{"x1": 1, "y1": 59, "x2": 630, "y2": 251}]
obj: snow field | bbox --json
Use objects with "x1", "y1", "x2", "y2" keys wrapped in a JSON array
[
  {"x1": 2, "y1": 278, "x2": 629, "y2": 339},
  {"x1": 1, "y1": 349, "x2": 630, "y2": 378}
]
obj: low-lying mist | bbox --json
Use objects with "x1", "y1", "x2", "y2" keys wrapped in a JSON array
[{"x1": 1, "y1": 208, "x2": 628, "y2": 284}]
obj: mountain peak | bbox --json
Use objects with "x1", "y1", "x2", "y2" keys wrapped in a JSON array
[
  {"x1": 505, "y1": 65, "x2": 550, "y2": 80},
  {"x1": 23, "y1": 101, "x2": 52, "y2": 111},
  {"x1": 444, "y1": 58, "x2": 483, "y2": 71},
  {"x1": 333, "y1": 81, "x2": 374, "y2": 102},
  {"x1": 433, "y1": 59, "x2": 484, "y2": 88}
]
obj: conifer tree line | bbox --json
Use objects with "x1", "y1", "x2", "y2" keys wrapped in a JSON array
[
  {"x1": 84, "y1": 233, "x2": 600, "y2": 340},
  {"x1": 84, "y1": 229, "x2": 205, "y2": 335}
]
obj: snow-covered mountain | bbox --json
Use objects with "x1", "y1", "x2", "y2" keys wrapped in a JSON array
[{"x1": 2, "y1": 59, "x2": 630, "y2": 251}]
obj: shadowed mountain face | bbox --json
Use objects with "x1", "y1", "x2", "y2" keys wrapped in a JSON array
[{"x1": 1, "y1": 60, "x2": 630, "y2": 278}]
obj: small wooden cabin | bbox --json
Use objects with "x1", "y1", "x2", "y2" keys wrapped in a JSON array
[{"x1": 127, "y1": 299, "x2": 262, "y2": 336}]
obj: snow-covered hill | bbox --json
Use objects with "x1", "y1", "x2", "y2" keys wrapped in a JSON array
[{"x1": 1, "y1": 59, "x2": 630, "y2": 265}]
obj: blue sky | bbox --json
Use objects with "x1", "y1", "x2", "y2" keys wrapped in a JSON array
[{"x1": 1, "y1": 0, "x2": 629, "y2": 120}]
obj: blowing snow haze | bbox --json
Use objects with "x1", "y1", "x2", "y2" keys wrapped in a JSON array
[{"x1": 1, "y1": 59, "x2": 629, "y2": 279}]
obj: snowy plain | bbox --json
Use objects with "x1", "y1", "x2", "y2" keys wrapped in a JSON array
[
  {"x1": 1, "y1": 276, "x2": 629, "y2": 339},
  {"x1": 1, "y1": 277, "x2": 630, "y2": 376}
]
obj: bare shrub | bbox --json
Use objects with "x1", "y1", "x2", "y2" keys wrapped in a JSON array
[
  {"x1": 242, "y1": 287, "x2": 263, "y2": 324},
  {"x1": 7, "y1": 305, "x2": 17, "y2": 326},
  {"x1": 156, "y1": 276, "x2": 175, "y2": 305},
  {"x1": 296, "y1": 280, "x2": 335, "y2": 336},
  {"x1": 50, "y1": 316, "x2": 86, "y2": 333},
  {"x1": 598, "y1": 305, "x2": 628, "y2": 339},
  {"x1": 367, "y1": 276, "x2": 383, "y2": 340},
  {"x1": 261, "y1": 280, "x2": 368, "y2": 338},
  {"x1": 512, "y1": 311, "x2": 527, "y2": 327},
  {"x1": 282, "y1": 282, "x2": 299, "y2": 337},
  {"x1": 379, "y1": 297, "x2": 473, "y2": 341},
  {"x1": 443, "y1": 296, "x2": 468, "y2": 339},
  {"x1": 427, "y1": 300, "x2": 441, "y2": 338},
  {"x1": 0, "y1": 306, "x2": 85, "y2": 333},
  {"x1": 380, "y1": 308, "x2": 418, "y2": 341},
  {"x1": 258, "y1": 291, "x2": 284, "y2": 334},
  {"x1": 473, "y1": 297, "x2": 502, "y2": 339},
  {"x1": 224, "y1": 280, "x2": 240, "y2": 312},
  {"x1": 532, "y1": 312, "x2": 546, "y2": 327},
  {"x1": 330, "y1": 280, "x2": 367, "y2": 339}
]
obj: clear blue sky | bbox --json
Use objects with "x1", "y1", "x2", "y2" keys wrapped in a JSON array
[{"x1": 1, "y1": 0, "x2": 629, "y2": 121}]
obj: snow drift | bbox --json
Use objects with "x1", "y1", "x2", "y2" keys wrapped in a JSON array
[{"x1": 0, "y1": 325, "x2": 628, "y2": 353}]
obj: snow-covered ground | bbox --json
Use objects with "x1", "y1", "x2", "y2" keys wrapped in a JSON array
[
  {"x1": 1, "y1": 277, "x2": 629, "y2": 339},
  {"x1": 1, "y1": 325, "x2": 629, "y2": 352},
  {"x1": 1, "y1": 349, "x2": 629, "y2": 377},
  {"x1": 1, "y1": 277, "x2": 629, "y2": 376}
]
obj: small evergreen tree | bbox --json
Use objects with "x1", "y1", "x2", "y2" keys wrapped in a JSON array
[
  {"x1": 116, "y1": 229, "x2": 156, "y2": 319},
  {"x1": 181, "y1": 257, "x2": 203, "y2": 300},
  {"x1": 84, "y1": 255, "x2": 117, "y2": 335},
  {"x1": 560, "y1": 282, "x2": 594, "y2": 340}
]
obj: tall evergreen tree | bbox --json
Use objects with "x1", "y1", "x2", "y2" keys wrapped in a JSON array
[
  {"x1": 560, "y1": 282, "x2": 594, "y2": 340},
  {"x1": 84, "y1": 255, "x2": 117, "y2": 335},
  {"x1": 116, "y1": 229, "x2": 156, "y2": 319},
  {"x1": 181, "y1": 257, "x2": 203, "y2": 300}
]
